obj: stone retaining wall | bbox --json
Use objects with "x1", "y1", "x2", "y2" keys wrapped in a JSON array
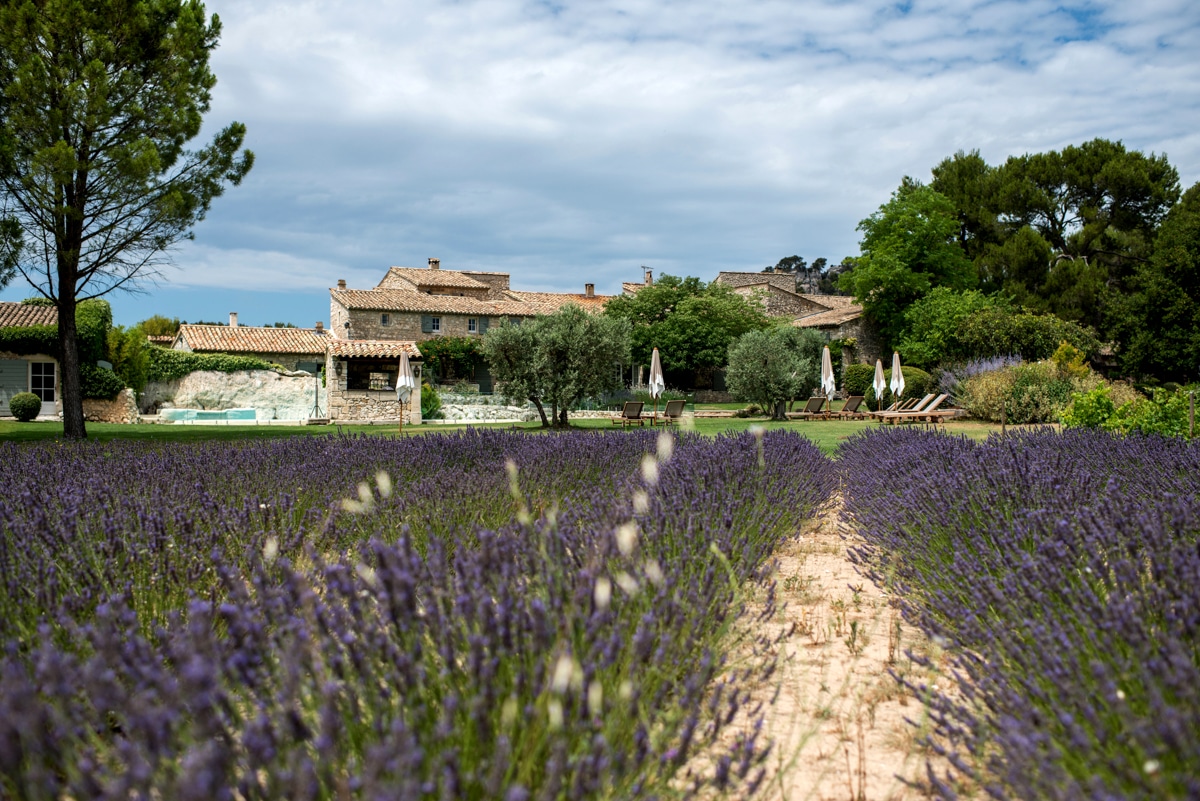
[
  {"x1": 82, "y1": 388, "x2": 139, "y2": 424},
  {"x1": 142, "y1": 369, "x2": 326, "y2": 421}
]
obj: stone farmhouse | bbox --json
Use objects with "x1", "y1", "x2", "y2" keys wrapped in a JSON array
[
  {"x1": 712, "y1": 270, "x2": 881, "y2": 366},
  {"x1": 324, "y1": 258, "x2": 611, "y2": 422}
]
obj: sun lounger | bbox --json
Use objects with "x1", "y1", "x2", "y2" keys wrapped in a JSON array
[
  {"x1": 659, "y1": 398, "x2": 687, "y2": 426},
  {"x1": 788, "y1": 396, "x2": 828, "y2": 420},
  {"x1": 836, "y1": 395, "x2": 867, "y2": 420},
  {"x1": 878, "y1": 394, "x2": 952, "y2": 424},
  {"x1": 612, "y1": 401, "x2": 645, "y2": 428},
  {"x1": 872, "y1": 393, "x2": 933, "y2": 418}
]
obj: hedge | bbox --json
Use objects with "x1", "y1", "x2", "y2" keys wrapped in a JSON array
[{"x1": 146, "y1": 347, "x2": 279, "y2": 383}]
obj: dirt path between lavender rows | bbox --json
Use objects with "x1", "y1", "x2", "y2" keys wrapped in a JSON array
[{"x1": 695, "y1": 496, "x2": 953, "y2": 800}]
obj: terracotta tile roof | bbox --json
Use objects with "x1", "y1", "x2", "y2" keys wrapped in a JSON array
[
  {"x1": 502, "y1": 290, "x2": 611, "y2": 314},
  {"x1": 0, "y1": 301, "x2": 58, "y2": 328},
  {"x1": 333, "y1": 288, "x2": 539, "y2": 316},
  {"x1": 329, "y1": 339, "x2": 422, "y2": 359},
  {"x1": 622, "y1": 282, "x2": 649, "y2": 294},
  {"x1": 146, "y1": 335, "x2": 175, "y2": 346},
  {"x1": 377, "y1": 267, "x2": 490, "y2": 291},
  {"x1": 793, "y1": 306, "x2": 863, "y2": 328},
  {"x1": 176, "y1": 324, "x2": 328, "y2": 354}
]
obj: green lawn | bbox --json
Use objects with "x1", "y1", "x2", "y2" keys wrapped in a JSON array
[{"x1": 0, "y1": 415, "x2": 1008, "y2": 452}]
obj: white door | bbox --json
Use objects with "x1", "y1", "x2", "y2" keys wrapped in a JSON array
[{"x1": 30, "y1": 361, "x2": 56, "y2": 416}]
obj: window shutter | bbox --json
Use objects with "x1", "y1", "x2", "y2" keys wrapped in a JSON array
[
  {"x1": 478, "y1": 317, "x2": 489, "y2": 334},
  {"x1": 421, "y1": 315, "x2": 433, "y2": 333}
]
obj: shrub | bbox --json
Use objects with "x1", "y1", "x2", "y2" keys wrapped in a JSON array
[
  {"x1": 7, "y1": 392, "x2": 41, "y2": 421},
  {"x1": 959, "y1": 306, "x2": 1100, "y2": 361},
  {"x1": 959, "y1": 361, "x2": 1074, "y2": 424},
  {"x1": 145, "y1": 347, "x2": 277, "y2": 383},
  {"x1": 842, "y1": 363, "x2": 876, "y2": 396},
  {"x1": 80, "y1": 364, "x2": 125, "y2": 400},
  {"x1": 1049, "y1": 341, "x2": 1089, "y2": 380},
  {"x1": 1059, "y1": 385, "x2": 1116, "y2": 429},
  {"x1": 420, "y1": 380, "x2": 442, "y2": 419},
  {"x1": 1064, "y1": 386, "x2": 1195, "y2": 438}
]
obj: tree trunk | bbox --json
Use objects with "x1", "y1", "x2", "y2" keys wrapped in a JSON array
[
  {"x1": 57, "y1": 291, "x2": 86, "y2": 439},
  {"x1": 772, "y1": 400, "x2": 788, "y2": 420},
  {"x1": 558, "y1": 408, "x2": 569, "y2": 428},
  {"x1": 529, "y1": 396, "x2": 550, "y2": 428}
]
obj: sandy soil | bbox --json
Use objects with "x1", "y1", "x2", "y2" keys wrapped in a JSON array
[{"x1": 696, "y1": 499, "x2": 951, "y2": 800}]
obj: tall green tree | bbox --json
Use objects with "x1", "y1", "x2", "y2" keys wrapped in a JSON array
[
  {"x1": 603, "y1": 276, "x2": 770, "y2": 381},
  {"x1": 839, "y1": 181, "x2": 974, "y2": 349},
  {"x1": 482, "y1": 305, "x2": 630, "y2": 428},
  {"x1": 1112, "y1": 182, "x2": 1200, "y2": 381},
  {"x1": 0, "y1": 0, "x2": 254, "y2": 438},
  {"x1": 930, "y1": 139, "x2": 1180, "y2": 330}
]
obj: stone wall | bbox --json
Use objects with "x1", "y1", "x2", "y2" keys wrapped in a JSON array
[
  {"x1": 142, "y1": 369, "x2": 326, "y2": 420},
  {"x1": 716, "y1": 271, "x2": 796, "y2": 293},
  {"x1": 327, "y1": 391, "x2": 421, "y2": 424},
  {"x1": 460, "y1": 271, "x2": 511, "y2": 299},
  {"x1": 835, "y1": 317, "x2": 884, "y2": 367},
  {"x1": 694, "y1": 389, "x2": 734, "y2": 403},
  {"x1": 83, "y1": 388, "x2": 139, "y2": 424},
  {"x1": 733, "y1": 285, "x2": 828, "y2": 319},
  {"x1": 346, "y1": 308, "x2": 492, "y2": 343}
]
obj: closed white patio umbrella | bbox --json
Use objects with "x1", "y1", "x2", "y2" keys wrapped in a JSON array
[
  {"x1": 889, "y1": 351, "x2": 905, "y2": 409},
  {"x1": 873, "y1": 359, "x2": 886, "y2": 413},
  {"x1": 648, "y1": 347, "x2": 665, "y2": 425},
  {"x1": 820, "y1": 345, "x2": 836, "y2": 415},
  {"x1": 396, "y1": 350, "x2": 417, "y2": 434}
]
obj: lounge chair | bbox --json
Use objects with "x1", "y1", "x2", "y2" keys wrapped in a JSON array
[
  {"x1": 836, "y1": 395, "x2": 867, "y2": 420},
  {"x1": 788, "y1": 396, "x2": 829, "y2": 420},
  {"x1": 879, "y1": 394, "x2": 951, "y2": 425},
  {"x1": 659, "y1": 398, "x2": 687, "y2": 426},
  {"x1": 872, "y1": 393, "x2": 933, "y2": 417},
  {"x1": 612, "y1": 401, "x2": 645, "y2": 428}
]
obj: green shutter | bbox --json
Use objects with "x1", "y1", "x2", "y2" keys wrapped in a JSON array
[
  {"x1": 421, "y1": 315, "x2": 433, "y2": 333},
  {"x1": 478, "y1": 317, "x2": 489, "y2": 334}
]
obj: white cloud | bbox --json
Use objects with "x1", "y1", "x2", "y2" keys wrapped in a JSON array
[{"x1": 129, "y1": 0, "x2": 1200, "y2": 296}]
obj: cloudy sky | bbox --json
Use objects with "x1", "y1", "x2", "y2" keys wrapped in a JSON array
[{"x1": 5, "y1": 0, "x2": 1199, "y2": 327}]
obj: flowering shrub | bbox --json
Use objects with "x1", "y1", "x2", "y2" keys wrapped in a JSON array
[
  {"x1": 839, "y1": 427, "x2": 1200, "y2": 798},
  {"x1": 0, "y1": 429, "x2": 836, "y2": 798}
]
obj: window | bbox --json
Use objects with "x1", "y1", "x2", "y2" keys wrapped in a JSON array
[
  {"x1": 30, "y1": 362, "x2": 55, "y2": 402},
  {"x1": 468, "y1": 318, "x2": 477, "y2": 333},
  {"x1": 380, "y1": 313, "x2": 391, "y2": 326},
  {"x1": 431, "y1": 316, "x2": 441, "y2": 332}
]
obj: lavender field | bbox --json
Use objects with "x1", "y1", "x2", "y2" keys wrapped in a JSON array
[
  {"x1": 0, "y1": 429, "x2": 836, "y2": 799},
  {"x1": 840, "y1": 428, "x2": 1200, "y2": 799},
  {"x1": 3, "y1": 426, "x2": 1199, "y2": 799}
]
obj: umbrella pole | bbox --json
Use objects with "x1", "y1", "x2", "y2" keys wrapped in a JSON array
[
  {"x1": 398, "y1": 399, "x2": 404, "y2": 436},
  {"x1": 653, "y1": 398, "x2": 658, "y2": 427}
]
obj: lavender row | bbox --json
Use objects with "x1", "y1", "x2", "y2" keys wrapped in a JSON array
[
  {"x1": 838, "y1": 427, "x2": 1200, "y2": 799},
  {"x1": 0, "y1": 429, "x2": 837, "y2": 799}
]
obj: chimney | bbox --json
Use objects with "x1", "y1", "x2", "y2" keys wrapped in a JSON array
[
  {"x1": 644, "y1": 268, "x2": 653, "y2": 286},
  {"x1": 229, "y1": 312, "x2": 238, "y2": 327},
  {"x1": 428, "y1": 257, "x2": 441, "y2": 270},
  {"x1": 337, "y1": 279, "x2": 346, "y2": 289},
  {"x1": 585, "y1": 283, "x2": 594, "y2": 298},
  {"x1": 315, "y1": 321, "x2": 324, "y2": 332}
]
